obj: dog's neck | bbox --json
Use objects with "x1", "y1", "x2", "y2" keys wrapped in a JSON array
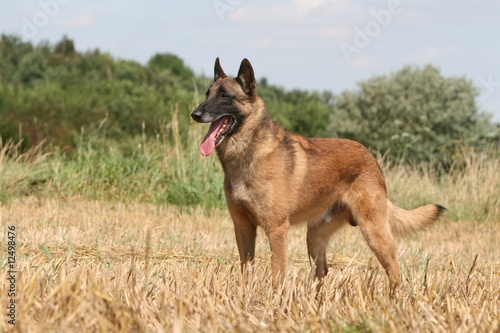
[{"x1": 216, "y1": 97, "x2": 284, "y2": 172}]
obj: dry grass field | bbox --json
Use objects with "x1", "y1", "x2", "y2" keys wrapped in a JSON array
[
  {"x1": 1, "y1": 195, "x2": 499, "y2": 332},
  {"x1": 0, "y1": 133, "x2": 499, "y2": 332}
]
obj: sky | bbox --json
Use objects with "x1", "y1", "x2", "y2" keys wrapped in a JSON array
[{"x1": 1, "y1": 0, "x2": 500, "y2": 122}]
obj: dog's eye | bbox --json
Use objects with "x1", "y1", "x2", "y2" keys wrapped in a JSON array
[{"x1": 221, "y1": 92, "x2": 231, "y2": 99}]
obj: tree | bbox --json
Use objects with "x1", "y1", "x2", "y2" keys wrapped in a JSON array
[
  {"x1": 54, "y1": 35, "x2": 75, "y2": 58},
  {"x1": 148, "y1": 53, "x2": 193, "y2": 80},
  {"x1": 258, "y1": 80, "x2": 332, "y2": 138},
  {"x1": 0, "y1": 34, "x2": 34, "y2": 83},
  {"x1": 16, "y1": 51, "x2": 47, "y2": 85},
  {"x1": 328, "y1": 65, "x2": 497, "y2": 166}
]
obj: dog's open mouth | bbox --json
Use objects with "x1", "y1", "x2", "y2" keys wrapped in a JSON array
[{"x1": 199, "y1": 116, "x2": 234, "y2": 156}]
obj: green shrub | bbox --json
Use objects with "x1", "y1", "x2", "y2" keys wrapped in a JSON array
[{"x1": 328, "y1": 65, "x2": 498, "y2": 167}]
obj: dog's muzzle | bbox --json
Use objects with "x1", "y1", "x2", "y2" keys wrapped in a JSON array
[{"x1": 191, "y1": 109, "x2": 203, "y2": 122}]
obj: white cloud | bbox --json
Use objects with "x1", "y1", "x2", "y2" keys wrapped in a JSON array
[
  {"x1": 347, "y1": 55, "x2": 380, "y2": 69},
  {"x1": 275, "y1": 26, "x2": 352, "y2": 40},
  {"x1": 406, "y1": 48, "x2": 439, "y2": 63},
  {"x1": 67, "y1": 14, "x2": 95, "y2": 28},
  {"x1": 229, "y1": 0, "x2": 354, "y2": 25},
  {"x1": 225, "y1": 0, "x2": 357, "y2": 51}
]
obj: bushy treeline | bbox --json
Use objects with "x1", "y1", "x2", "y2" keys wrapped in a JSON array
[
  {"x1": 0, "y1": 34, "x2": 498, "y2": 166},
  {"x1": 0, "y1": 34, "x2": 202, "y2": 148},
  {"x1": 0, "y1": 34, "x2": 330, "y2": 149}
]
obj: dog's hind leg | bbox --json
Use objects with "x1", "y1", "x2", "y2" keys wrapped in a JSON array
[
  {"x1": 351, "y1": 196, "x2": 400, "y2": 289},
  {"x1": 307, "y1": 209, "x2": 349, "y2": 279},
  {"x1": 359, "y1": 218, "x2": 399, "y2": 290}
]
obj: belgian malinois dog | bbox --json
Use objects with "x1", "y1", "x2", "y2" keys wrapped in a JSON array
[{"x1": 191, "y1": 58, "x2": 444, "y2": 287}]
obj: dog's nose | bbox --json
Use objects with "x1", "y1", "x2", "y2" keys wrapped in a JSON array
[{"x1": 191, "y1": 109, "x2": 203, "y2": 122}]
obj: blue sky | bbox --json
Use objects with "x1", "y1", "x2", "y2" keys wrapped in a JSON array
[{"x1": 2, "y1": 0, "x2": 500, "y2": 121}]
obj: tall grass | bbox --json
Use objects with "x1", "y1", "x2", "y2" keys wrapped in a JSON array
[
  {"x1": 45, "y1": 110, "x2": 224, "y2": 208},
  {"x1": 0, "y1": 107, "x2": 498, "y2": 222},
  {"x1": 382, "y1": 146, "x2": 499, "y2": 222},
  {"x1": 0, "y1": 139, "x2": 49, "y2": 203}
]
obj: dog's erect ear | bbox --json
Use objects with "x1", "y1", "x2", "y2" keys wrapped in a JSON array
[
  {"x1": 236, "y1": 58, "x2": 255, "y2": 95},
  {"x1": 214, "y1": 57, "x2": 227, "y2": 81}
]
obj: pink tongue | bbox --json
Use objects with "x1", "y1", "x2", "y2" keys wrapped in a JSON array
[{"x1": 199, "y1": 118, "x2": 226, "y2": 156}]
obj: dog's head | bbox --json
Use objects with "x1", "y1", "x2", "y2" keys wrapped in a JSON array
[{"x1": 191, "y1": 58, "x2": 256, "y2": 156}]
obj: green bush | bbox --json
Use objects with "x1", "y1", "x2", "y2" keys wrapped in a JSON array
[{"x1": 328, "y1": 65, "x2": 498, "y2": 167}]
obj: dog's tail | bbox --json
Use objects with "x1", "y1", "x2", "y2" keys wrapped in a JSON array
[{"x1": 387, "y1": 199, "x2": 445, "y2": 237}]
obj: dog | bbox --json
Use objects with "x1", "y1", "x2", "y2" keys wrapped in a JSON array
[{"x1": 191, "y1": 58, "x2": 445, "y2": 287}]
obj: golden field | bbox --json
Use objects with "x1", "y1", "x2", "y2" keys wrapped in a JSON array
[{"x1": 1, "y1": 194, "x2": 499, "y2": 332}]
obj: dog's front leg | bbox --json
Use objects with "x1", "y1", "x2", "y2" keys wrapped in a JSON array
[
  {"x1": 233, "y1": 219, "x2": 257, "y2": 273},
  {"x1": 264, "y1": 220, "x2": 290, "y2": 285}
]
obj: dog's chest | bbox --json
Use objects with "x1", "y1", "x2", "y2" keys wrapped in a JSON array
[
  {"x1": 223, "y1": 169, "x2": 274, "y2": 215},
  {"x1": 225, "y1": 172, "x2": 260, "y2": 203}
]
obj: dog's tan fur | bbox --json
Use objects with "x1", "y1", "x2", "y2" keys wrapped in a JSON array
[{"x1": 192, "y1": 58, "x2": 444, "y2": 287}]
